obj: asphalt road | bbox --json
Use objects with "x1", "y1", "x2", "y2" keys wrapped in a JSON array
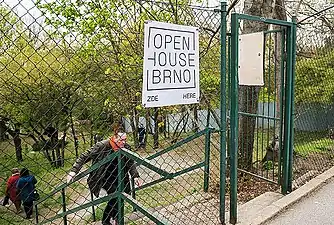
[{"x1": 266, "y1": 178, "x2": 334, "y2": 225}]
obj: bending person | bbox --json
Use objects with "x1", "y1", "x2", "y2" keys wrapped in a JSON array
[{"x1": 67, "y1": 123, "x2": 141, "y2": 225}]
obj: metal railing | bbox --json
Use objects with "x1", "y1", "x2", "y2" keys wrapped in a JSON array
[{"x1": 34, "y1": 128, "x2": 214, "y2": 225}]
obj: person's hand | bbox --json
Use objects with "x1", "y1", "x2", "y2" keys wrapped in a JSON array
[
  {"x1": 134, "y1": 178, "x2": 143, "y2": 188},
  {"x1": 66, "y1": 172, "x2": 76, "y2": 183}
]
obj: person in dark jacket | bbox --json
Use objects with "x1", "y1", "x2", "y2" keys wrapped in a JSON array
[
  {"x1": 67, "y1": 123, "x2": 141, "y2": 225},
  {"x1": 16, "y1": 168, "x2": 37, "y2": 219},
  {"x1": 4, "y1": 168, "x2": 21, "y2": 213}
]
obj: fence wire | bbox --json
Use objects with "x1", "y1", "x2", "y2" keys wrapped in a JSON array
[
  {"x1": 292, "y1": 4, "x2": 334, "y2": 189},
  {"x1": 1, "y1": 0, "x2": 334, "y2": 224},
  {"x1": 0, "y1": 0, "x2": 223, "y2": 224}
]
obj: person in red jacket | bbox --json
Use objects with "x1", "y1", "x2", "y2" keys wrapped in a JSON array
[{"x1": 5, "y1": 168, "x2": 21, "y2": 213}]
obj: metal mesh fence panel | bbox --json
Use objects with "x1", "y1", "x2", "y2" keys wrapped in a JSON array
[
  {"x1": 292, "y1": 3, "x2": 334, "y2": 189},
  {"x1": 0, "y1": 0, "x2": 223, "y2": 224}
]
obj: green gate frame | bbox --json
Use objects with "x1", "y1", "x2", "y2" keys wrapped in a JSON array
[{"x1": 218, "y1": 1, "x2": 297, "y2": 224}]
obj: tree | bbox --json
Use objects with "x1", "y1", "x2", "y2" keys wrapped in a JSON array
[
  {"x1": 37, "y1": 0, "x2": 220, "y2": 149},
  {"x1": 239, "y1": 0, "x2": 285, "y2": 170}
]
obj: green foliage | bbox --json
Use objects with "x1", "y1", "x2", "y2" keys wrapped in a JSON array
[
  {"x1": 262, "y1": 160, "x2": 273, "y2": 170},
  {"x1": 295, "y1": 50, "x2": 334, "y2": 104}
]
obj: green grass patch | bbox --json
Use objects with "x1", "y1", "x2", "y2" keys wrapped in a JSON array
[{"x1": 294, "y1": 131, "x2": 332, "y2": 157}]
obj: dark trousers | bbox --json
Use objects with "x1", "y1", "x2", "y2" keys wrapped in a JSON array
[
  {"x1": 23, "y1": 201, "x2": 33, "y2": 218},
  {"x1": 102, "y1": 197, "x2": 118, "y2": 224}
]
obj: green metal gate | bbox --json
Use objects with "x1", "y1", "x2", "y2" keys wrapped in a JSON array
[{"x1": 219, "y1": 2, "x2": 297, "y2": 224}]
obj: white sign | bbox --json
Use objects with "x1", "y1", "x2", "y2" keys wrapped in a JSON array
[
  {"x1": 142, "y1": 21, "x2": 200, "y2": 108},
  {"x1": 238, "y1": 32, "x2": 264, "y2": 86}
]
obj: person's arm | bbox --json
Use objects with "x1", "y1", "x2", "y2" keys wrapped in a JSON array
[
  {"x1": 67, "y1": 141, "x2": 105, "y2": 182},
  {"x1": 16, "y1": 179, "x2": 22, "y2": 197}
]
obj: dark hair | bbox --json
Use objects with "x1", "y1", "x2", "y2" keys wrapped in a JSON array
[{"x1": 20, "y1": 168, "x2": 29, "y2": 177}]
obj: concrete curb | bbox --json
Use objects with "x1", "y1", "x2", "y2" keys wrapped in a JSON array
[{"x1": 243, "y1": 166, "x2": 334, "y2": 225}]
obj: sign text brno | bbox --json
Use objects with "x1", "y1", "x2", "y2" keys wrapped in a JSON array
[{"x1": 142, "y1": 21, "x2": 200, "y2": 108}]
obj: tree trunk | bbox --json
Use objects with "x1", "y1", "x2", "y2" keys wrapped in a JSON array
[
  {"x1": 0, "y1": 119, "x2": 8, "y2": 141},
  {"x1": 130, "y1": 112, "x2": 139, "y2": 149},
  {"x1": 13, "y1": 126, "x2": 23, "y2": 162},
  {"x1": 144, "y1": 110, "x2": 151, "y2": 147},
  {"x1": 274, "y1": 0, "x2": 287, "y2": 136},
  {"x1": 70, "y1": 112, "x2": 79, "y2": 158},
  {"x1": 153, "y1": 108, "x2": 159, "y2": 149},
  {"x1": 6, "y1": 124, "x2": 23, "y2": 162},
  {"x1": 90, "y1": 120, "x2": 94, "y2": 147},
  {"x1": 193, "y1": 105, "x2": 199, "y2": 132},
  {"x1": 61, "y1": 130, "x2": 67, "y2": 167},
  {"x1": 51, "y1": 128, "x2": 61, "y2": 168},
  {"x1": 239, "y1": 0, "x2": 276, "y2": 170}
]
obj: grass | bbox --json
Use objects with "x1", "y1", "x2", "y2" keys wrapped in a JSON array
[{"x1": 294, "y1": 130, "x2": 332, "y2": 157}]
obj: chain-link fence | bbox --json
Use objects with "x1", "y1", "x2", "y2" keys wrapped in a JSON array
[
  {"x1": 1, "y1": 0, "x2": 334, "y2": 224},
  {"x1": 292, "y1": 3, "x2": 334, "y2": 189},
  {"x1": 0, "y1": 0, "x2": 225, "y2": 224}
]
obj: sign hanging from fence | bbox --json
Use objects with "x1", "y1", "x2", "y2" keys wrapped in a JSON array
[
  {"x1": 142, "y1": 21, "x2": 200, "y2": 108},
  {"x1": 238, "y1": 31, "x2": 264, "y2": 86}
]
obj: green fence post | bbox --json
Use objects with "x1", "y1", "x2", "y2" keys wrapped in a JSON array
[
  {"x1": 61, "y1": 188, "x2": 67, "y2": 225},
  {"x1": 278, "y1": 29, "x2": 286, "y2": 186},
  {"x1": 230, "y1": 12, "x2": 239, "y2": 225},
  {"x1": 219, "y1": 0, "x2": 228, "y2": 224},
  {"x1": 90, "y1": 192, "x2": 96, "y2": 221},
  {"x1": 282, "y1": 24, "x2": 293, "y2": 195},
  {"x1": 117, "y1": 151, "x2": 125, "y2": 225},
  {"x1": 288, "y1": 16, "x2": 297, "y2": 193},
  {"x1": 204, "y1": 128, "x2": 211, "y2": 192}
]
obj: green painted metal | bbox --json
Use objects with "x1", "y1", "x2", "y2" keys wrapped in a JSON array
[
  {"x1": 288, "y1": 16, "x2": 297, "y2": 193},
  {"x1": 121, "y1": 148, "x2": 170, "y2": 177},
  {"x1": 230, "y1": 13, "x2": 239, "y2": 225},
  {"x1": 61, "y1": 188, "x2": 67, "y2": 225},
  {"x1": 282, "y1": 24, "x2": 294, "y2": 195},
  {"x1": 121, "y1": 193, "x2": 170, "y2": 225},
  {"x1": 146, "y1": 129, "x2": 208, "y2": 160},
  {"x1": 234, "y1": 13, "x2": 293, "y2": 27},
  {"x1": 204, "y1": 128, "x2": 211, "y2": 192},
  {"x1": 117, "y1": 153, "x2": 125, "y2": 225},
  {"x1": 220, "y1": 0, "x2": 228, "y2": 224},
  {"x1": 264, "y1": 29, "x2": 284, "y2": 34},
  {"x1": 136, "y1": 177, "x2": 168, "y2": 191},
  {"x1": 172, "y1": 162, "x2": 205, "y2": 177},
  {"x1": 238, "y1": 112, "x2": 280, "y2": 121},
  {"x1": 237, "y1": 168, "x2": 278, "y2": 184},
  {"x1": 278, "y1": 29, "x2": 286, "y2": 186},
  {"x1": 38, "y1": 193, "x2": 118, "y2": 225},
  {"x1": 118, "y1": 151, "x2": 125, "y2": 225}
]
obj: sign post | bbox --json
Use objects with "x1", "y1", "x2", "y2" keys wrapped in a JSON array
[{"x1": 142, "y1": 21, "x2": 200, "y2": 108}]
